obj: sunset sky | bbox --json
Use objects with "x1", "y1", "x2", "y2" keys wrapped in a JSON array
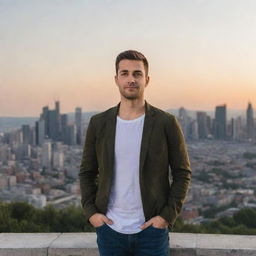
[{"x1": 1, "y1": 0, "x2": 256, "y2": 117}]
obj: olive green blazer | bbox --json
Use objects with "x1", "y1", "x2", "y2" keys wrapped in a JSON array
[{"x1": 79, "y1": 100, "x2": 192, "y2": 229}]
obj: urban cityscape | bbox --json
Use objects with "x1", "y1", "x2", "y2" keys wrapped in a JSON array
[{"x1": 0, "y1": 100, "x2": 255, "y2": 227}]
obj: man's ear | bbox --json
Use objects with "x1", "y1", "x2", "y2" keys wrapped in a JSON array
[
  {"x1": 114, "y1": 75, "x2": 118, "y2": 85},
  {"x1": 145, "y1": 76, "x2": 150, "y2": 87}
]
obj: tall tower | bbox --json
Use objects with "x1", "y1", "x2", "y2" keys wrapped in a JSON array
[
  {"x1": 246, "y1": 102, "x2": 254, "y2": 139},
  {"x1": 179, "y1": 107, "x2": 191, "y2": 139},
  {"x1": 22, "y1": 125, "x2": 31, "y2": 144},
  {"x1": 41, "y1": 106, "x2": 49, "y2": 137},
  {"x1": 75, "y1": 107, "x2": 82, "y2": 145},
  {"x1": 35, "y1": 118, "x2": 45, "y2": 146},
  {"x1": 55, "y1": 101, "x2": 61, "y2": 140},
  {"x1": 214, "y1": 104, "x2": 227, "y2": 139},
  {"x1": 40, "y1": 101, "x2": 61, "y2": 141},
  {"x1": 61, "y1": 114, "x2": 68, "y2": 144},
  {"x1": 196, "y1": 111, "x2": 208, "y2": 139},
  {"x1": 55, "y1": 101, "x2": 60, "y2": 115},
  {"x1": 42, "y1": 141, "x2": 52, "y2": 169}
]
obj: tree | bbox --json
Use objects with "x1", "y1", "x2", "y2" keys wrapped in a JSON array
[{"x1": 233, "y1": 208, "x2": 256, "y2": 228}]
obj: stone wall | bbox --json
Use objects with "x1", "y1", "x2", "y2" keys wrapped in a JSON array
[{"x1": 0, "y1": 232, "x2": 256, "y2": 256}]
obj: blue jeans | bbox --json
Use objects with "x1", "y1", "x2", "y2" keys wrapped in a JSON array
[{"x1": 96, "y1": 224, "x2": 170, "y2": 256}]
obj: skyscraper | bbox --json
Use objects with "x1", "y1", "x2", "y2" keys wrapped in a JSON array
[
  {"x1": 55, "y1": 101, "x2": 61, "y2": 140},
  {"x1": 231, "y1": 116, "x2": 243, "y2": 140},
  {"x1": 42, "y1": 141, "x2": 52, "y2": 169},
  {"x1": 21, "y1": 125, "x2": 31, "y2": 144},
  {"x1": 41, "y1": 106, "x2": 49, "y2": 137},
  {"x1": 214, "y1": 104, "x2": 227, "y2": 139},
  {"x1": 246, "y1": 102, "x2": 254, "y2": 139},
  {"x1": 66, "y1": 124, "x2": 76, "y2": 146},
  {"x1": 35, "y1": 118, "x2": 45, "y2": 146},
  {"x1": 196, "y1": 112, "x2": 208, "y2": 139},
  {"x1": 40, "y1": 101, "x2": 61, "y2": 141},
  {"x1": 61, "y1": 114, "x2": 68, "y2": 144},
  {"x1": 178, "y1": 107, "x2": 189, "y2": 139},
  {"x1": 48, "y1": 110, "x2": 58, "y2": 140},
  {"x1": 75, "y1": 107, "x2": 82, "y2": 145}
]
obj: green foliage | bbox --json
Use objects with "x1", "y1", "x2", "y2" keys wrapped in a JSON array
[
  {"x1": 1, "y1": 201, "x2": 256, "y2": 235},
  {"x1": 9, "y1": 201, "x2": 35, "y2": 222},
  {"x1": 219, "y1": 216, "x2": 237, "y2": 228},
  {"x1": 233, "y1": 208, "x2": 256, "y2": 228},
  {"x1": 174, "y1": 206, "x2": 256, "y2": 235},
  {"x1": 203, "y1": 205, "x2": 228, "y2": 218},
  {"x1": 0, "y1": 201, "x2": 92, "y2": 232}
]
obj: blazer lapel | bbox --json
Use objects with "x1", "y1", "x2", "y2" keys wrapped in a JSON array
[
  {"x1": 105, "y1": 102, "x2": 120, "y2": 179},
  {"x1": 139, "y1": 101, "x2": 156, "y2": 174}
]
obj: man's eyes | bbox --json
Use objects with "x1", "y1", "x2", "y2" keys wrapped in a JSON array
[{"x1": 120, "y1": 73, "x2": 142, "y2": 77}]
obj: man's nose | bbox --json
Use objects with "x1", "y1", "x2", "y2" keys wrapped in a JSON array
[{"x1": 127, "y1": 74, "x2": 135, "y2": 84}]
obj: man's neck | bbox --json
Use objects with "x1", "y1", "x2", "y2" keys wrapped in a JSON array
[{"x1": 118, "y1": 98, "x2": 145, "y2": 120}]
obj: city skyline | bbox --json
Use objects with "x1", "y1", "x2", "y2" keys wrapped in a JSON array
[
  {"x1": 1, "y1": 100, "x2": 255, "y2": 141},
  {"x1": 0, "y1": 100, "x2": 254, "y2": 119},
  {"x1": 1, "y1": 0, "x2": 256, "y2": 116}
]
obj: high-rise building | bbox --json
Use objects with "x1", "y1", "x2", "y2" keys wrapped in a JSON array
[
  {"x1": 66, "y1": 124, "x2": 76, "y2": 146},
  {"x1": 75, "y1": 107, "x2": 82, "y2": 145},
  {"x1": 22, "y1": 125, "x2": 31, "y2": 144},
  {"x1": 61, "y1": 114, "x2": 68, "y2": 144},
  {"x1": 55, "y1": 101, "x2": 61, "y2": 140},
  {"x1": 40, "y1": 101, "x2": 61, "y2": 141},
  {"x1": 48, "y1": 110, "x2": 58, "y2": 140},
  {"x1": 178, "y1": 107, "x2": 189, "y2": 139},
  {"x1": 246, "y1": 102, "x2": 254, "y2": 139},
  {"x1": 214, "y1": 104, "x2": 227, "y2": 139},
  {"x1": 231, "y1": 116, "x2": 243, "y2": 140},
  {"x1": 53, "y1": 151, "x2": 64, "y2": 170},
  {"x1": 35, "y1": 118, "x2": 45, "y2": 146},
  {"x1": 206, "y1": 115, "x2": 213, "y2": 137},
  {"x1": 41, "y1": 106, "x2": 49, "y2": 136},
  {"x1": 42, "y1": 141, "x2": 52, "y2": 169},
  {"x1": 55, "y1": 101, "x2": 60, "y2": 115},
  {"x1": 196, "y1": 112, "x2": 208, "y2": 139},
  {"x1": 189, "y1": 120, "x2": 199, "y2": 140}
]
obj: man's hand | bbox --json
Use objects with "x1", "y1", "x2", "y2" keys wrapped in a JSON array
[
  {"x1": 140, "y1": 216, "x2": 169, "y2": 230},
  {"x1": 89, "y1": 213, "x2": 113, "y2": 228}
]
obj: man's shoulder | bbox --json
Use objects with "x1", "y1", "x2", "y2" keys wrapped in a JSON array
[
  {"x1": 149, "y1": 103, "x2": 176, "y2": 121},
  {"x1": 90, "y1": 105, "x2": 116, "y2": 122}
]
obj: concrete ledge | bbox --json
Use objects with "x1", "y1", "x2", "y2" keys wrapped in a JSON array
[{"x1": 0, "y1": 232, "x2": 256, "y2": 256}]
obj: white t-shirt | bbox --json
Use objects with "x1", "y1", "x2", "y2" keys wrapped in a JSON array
[{"x1": 106, "y1": 113, "x2": 146, "y2": 234}]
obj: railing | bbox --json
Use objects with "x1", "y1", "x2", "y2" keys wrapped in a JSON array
[{"x1": 0, "y1": 232, "x2": 256, "y2": 256}]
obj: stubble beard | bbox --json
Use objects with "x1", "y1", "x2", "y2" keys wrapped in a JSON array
[
  {"x1": 122, "y1": 94, "x2": 139, "y2": 100},
  {"x1": 120, "y1": 88, "x2": 141, "y2": 100}
]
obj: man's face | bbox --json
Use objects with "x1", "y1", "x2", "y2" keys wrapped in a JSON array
[{"x1": 115, "y1": 59, "x2": 150, "y2": 101}]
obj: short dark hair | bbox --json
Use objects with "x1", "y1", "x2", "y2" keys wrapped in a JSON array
[{"x1": 115, "y1": 50, "x2": 149, "y2": 76}]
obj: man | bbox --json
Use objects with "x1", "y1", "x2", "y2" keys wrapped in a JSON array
[{"x1": 79, "y1": 50, "x2": 192, "y2": 256}]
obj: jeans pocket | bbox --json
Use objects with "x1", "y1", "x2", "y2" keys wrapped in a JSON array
[
  {"x1": 150, "y1": 225, "x2": 167, "y2": 231},
  {"x1": 95, "y1": 223, "x2": 106, "y2": 229}
]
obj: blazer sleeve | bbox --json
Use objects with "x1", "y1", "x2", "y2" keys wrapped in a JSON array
[
  {"x1": 79, "y1": 116, "x2": 99, "y2": 223},
  {"x1": 159, "y1": 115, "x2": 192, "y2": 228}
]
